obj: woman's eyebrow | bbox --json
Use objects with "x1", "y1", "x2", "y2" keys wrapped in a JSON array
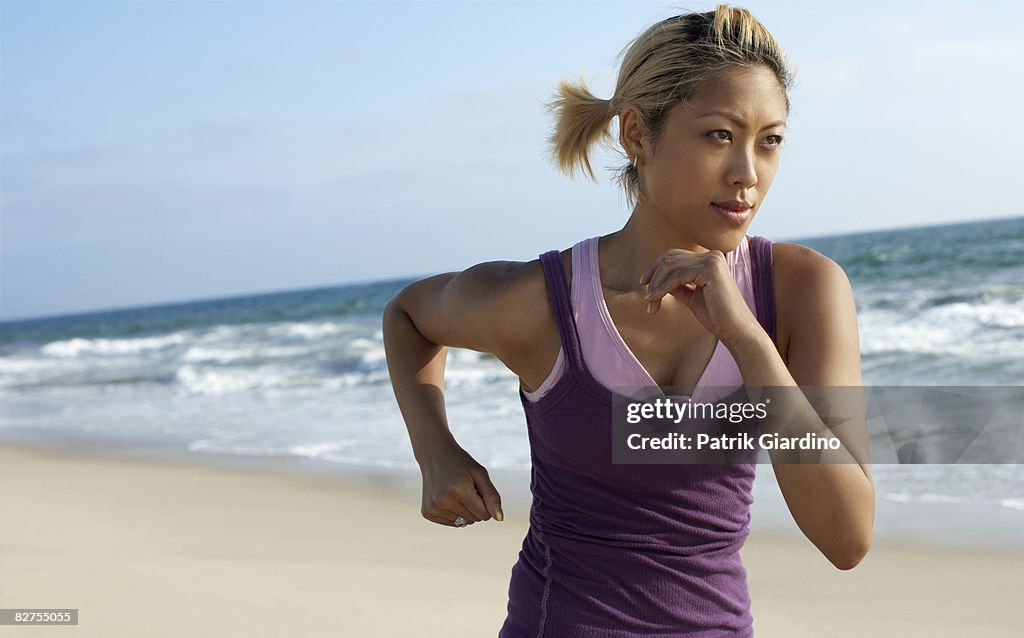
[{"x1": 693, "y1": 110, "x2": 786, "y2": 130}]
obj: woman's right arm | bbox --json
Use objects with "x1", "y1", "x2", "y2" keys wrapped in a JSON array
[{"x1": 382, "y1": 260, "x2": 543, "y2": 528}]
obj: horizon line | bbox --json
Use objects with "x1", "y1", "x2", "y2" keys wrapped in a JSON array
[{"x1": 2, "y1": 213, "x2": 1021, "y2": 325}]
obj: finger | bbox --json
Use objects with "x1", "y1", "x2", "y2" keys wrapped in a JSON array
[
  {"x1": 428, "y1": 512, "x2": 473, "y2": 528},
  {"x1": 471, "y1": 468, "x2": 504, "y2": 522},
  {"x1": 434, "y1": 506, "x2": 477, "y2": 527},
  {"x1": 647, "y1": 267, "x2": 698, "y2": 301},
  {"x1": 423, "y1": 505, "x2": 458, "y2": 526},
  {"x1": 431, "y1": 478, "x2": 489, "y2": 523},
  {"x1": 460, "y1": 484, "x2": 492, "y2": 522},
  {"x1": 645, "y1": 260, "x2": 682, "y2": 299},
  {"x1": 424, "y1": 511, "x2": 455, "y2": 526},
  {"x1": 642, "y1": 254, "x2": 675, "y2": 291},
  {"x1": 671, "y1": 285, "x2": 697, "y2": 308},
  {"x1": 448, "y1": 500, "x2": 484, "y2": 524},
  {"x1": 639, "y1": 261, "x2": 658, "y2": 286},
  {"x1": 428, "y1": 481, "x2": 489, "y2": 523},
  {"x1": 644, "y1": 250, "x2": 692, "y2": 291},
  {"x1": 644, "y1": 260, "x2": 673, "y2": 295}
]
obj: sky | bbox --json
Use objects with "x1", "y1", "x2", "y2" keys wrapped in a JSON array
[{"x1": 1, "y1": 0, "x2": 1022, "y2": 322}]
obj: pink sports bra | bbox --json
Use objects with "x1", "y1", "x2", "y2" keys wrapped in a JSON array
[{"x1": 522, "y1": 235, "x2": 755, "y2": 403}]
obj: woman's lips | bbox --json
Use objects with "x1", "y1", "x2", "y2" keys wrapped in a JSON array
[{"x1": 711, "y1": 203, "x2": 752, "y2": 224}]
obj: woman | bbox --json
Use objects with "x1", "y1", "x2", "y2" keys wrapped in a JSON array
[{"x1": 383, "y1": 5, "x2": 874, "y2": 636}]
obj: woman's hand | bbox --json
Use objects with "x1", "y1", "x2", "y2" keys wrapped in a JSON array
[
  {"x1": 639, "y1": 248, "x2": 760, "y2": 347},
  {"x1": 419, "y1": 444, "x2": 504, "y2": 528}
]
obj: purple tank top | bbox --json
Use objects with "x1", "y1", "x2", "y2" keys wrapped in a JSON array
[{"x1": 498, "y1": 236, "x2": 777, "y2": 638}]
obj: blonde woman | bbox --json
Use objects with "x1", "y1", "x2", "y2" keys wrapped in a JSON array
[{"x1": 384, "y1": 5, "x2": 874, "y2": 636}]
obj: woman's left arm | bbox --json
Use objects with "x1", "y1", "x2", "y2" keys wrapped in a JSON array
[{"x1": 726, "y1": 243, "x2": 875, "y2": 570}]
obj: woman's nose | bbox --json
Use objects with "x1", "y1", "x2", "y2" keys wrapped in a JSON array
[{"x1": 729, "y1": 147, "x2": 758, "y2": 189}]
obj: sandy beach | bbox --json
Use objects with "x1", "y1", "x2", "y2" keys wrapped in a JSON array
[{"x1": 1, "y1": 442, "x2": 1021, "y2": 637}]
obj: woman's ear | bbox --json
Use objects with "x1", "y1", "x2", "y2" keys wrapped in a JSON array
[{"x1": 618, "y1": 106, "x2": 646, "y2": 163}]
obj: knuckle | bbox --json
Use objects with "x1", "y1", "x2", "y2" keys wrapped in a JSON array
[
  {"x1": 439, "y1": 484, "x2": 471, "y2": 505},
  {"x1": 443, "y1": 482, "x2": 465, "y2": 496},
  {"x1": 435, "y1": 493, "x2": 454, "y2": 508},
  {"x1": 441, "y1": 497, "x2": 460, "y2": 511}
]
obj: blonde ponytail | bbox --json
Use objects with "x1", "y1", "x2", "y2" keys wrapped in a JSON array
[{"x1": 545, "y1": 77, "x2": 615, "y2": 183}]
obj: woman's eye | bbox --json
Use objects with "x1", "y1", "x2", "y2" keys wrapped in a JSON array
[
  {"x1": 763, "y1": 135, "x2": 784, "y2": 148},
  {"x1": 708, "y1": 130, "x2": 731, "y2": 142}
]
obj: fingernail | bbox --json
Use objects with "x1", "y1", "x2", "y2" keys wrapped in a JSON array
[
  {"x1": 646, "y1": 302, "x2": 655, "y2": 314},
  {"x1": 495, "y1": 508, "x2": 504, "y2": 522}
]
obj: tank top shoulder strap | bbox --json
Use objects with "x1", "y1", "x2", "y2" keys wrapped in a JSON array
[
  {"x1": 748, "y1": 235, "x2": 778, "y2": 344},
  {"x1": 538, "y1": 249, "x2": 585, "y2": 377}
]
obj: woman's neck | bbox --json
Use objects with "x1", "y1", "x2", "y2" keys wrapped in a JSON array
[{"x1": 599, "y1": 207, "x2": 712, "y2": 291}]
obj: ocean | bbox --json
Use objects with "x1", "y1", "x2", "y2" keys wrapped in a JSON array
[{"x1": 2, "y1": 216, "x2": 1022, "y2": 549}]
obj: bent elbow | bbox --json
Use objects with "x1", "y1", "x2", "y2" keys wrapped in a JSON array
[
  {"x1": 830, "y1": 553, "x2": 864, "y2": 571},
  {"x1": 381, "y1": 297, "x2": 402, "y2": 338},
  {"x1": 383, "y1": 288, "x2": 415, "y2": 332},
  {"x1": 828, "y1": 534, "x2": 872, "y2": 571}
]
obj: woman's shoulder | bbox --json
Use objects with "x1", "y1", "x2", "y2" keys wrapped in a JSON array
[
  {"x1": 465, "y1": 246, "x2": 574, "y2": 296},
  {"x1": 456, "y1": 253, "x2": 553, "y2": 296},
  {"x1": 451, "y1": 252, "x2": 569, "y2": 354},
  {"x1": 766, "y1": 241, "x2": 855, "y2": 361},
  {"x1": 769, "y1": 241, "x2": 850, "y2": 290}
]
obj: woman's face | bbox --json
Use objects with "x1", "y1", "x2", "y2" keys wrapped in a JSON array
[{"x1": 635, "y1": 65, "x2": 788, "y2": 252}]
